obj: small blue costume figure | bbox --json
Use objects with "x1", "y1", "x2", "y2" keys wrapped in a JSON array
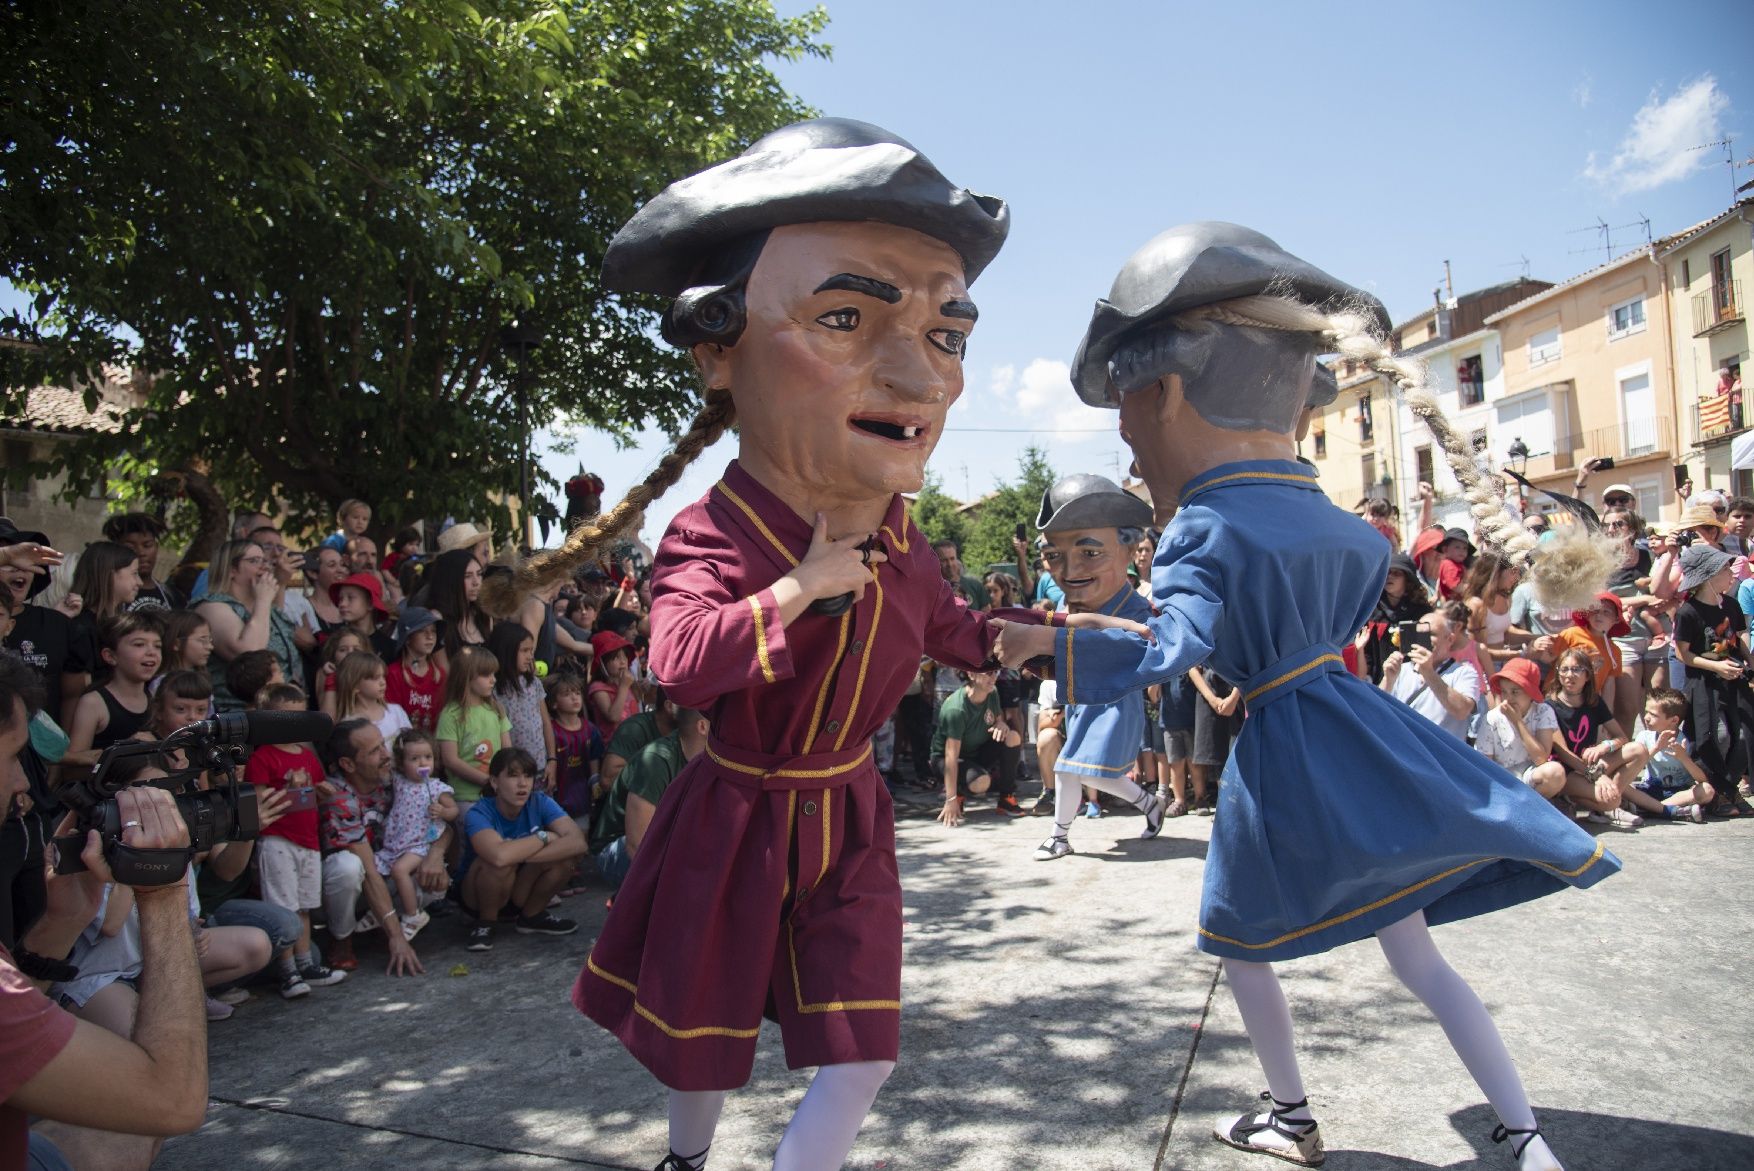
[
  {"x1": 1026, "y1": 473, "x2": 1165, "y2": 860},
  {"x1": 996, "y1": 223, "x2": 1616, "y2": 1171}
]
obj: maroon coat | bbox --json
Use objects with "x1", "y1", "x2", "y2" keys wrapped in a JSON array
[{"x1": 573, "y1": 460, "x2": 1021, "y2": 1089}]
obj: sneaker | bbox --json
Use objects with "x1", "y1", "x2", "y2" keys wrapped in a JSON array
[
  {"x1": 354, "y1": 909, "x2": 380, "y2": 934},
  {"x1": 401, "y1": 909, "x2": 431, "y2": 941},
  {"x1": 205, "y1": 994, "x2": 235, "y2": 1021},
  {"x1": 1030, "y1": 790, "x2": 1056, "y2": 816},
  {"x1": 213, "y1": 986, "x2": 251, "y2": 1006},
  {"x1": 1084, "y1": 800, "x2": 1103, "y2": 819},
  {"x1": 515, "y1": 912, "x2": 578, "y2": 936},
  {"x1": 1167, "y1": 798, "x2": 1189, "y2": 818},
  {"x1": 1194, "y1": 794, "x2": 1216, "y2": 816},
  {"x1": 1032, "y1": 836, "x2": 1075, "y2": 862},
  {"x1": 1606, "y1": 807, "x2": 1644, "y2": 828},
  {"x1": 279, "y1": 972, "x2": 311, "y2": 1000},
  {"x1": 1139, "y1": 791, "x2": 1166, "y2": 840},
  {"x1": 467, "y1": 924, "x2": 495, "y2": 951},
  {"x1": 1582, "y1": 809, "x2": 1610, "y2": 824},
  {"x1": 994, "y1": 794, "x2": 1025, "y2": 819},
  {"x1": 1687, "y1": 802, "x2": 1707, "y2": 824},
  {"x1": 298, "y1": 962, "x2": 348, "y2": 988}
]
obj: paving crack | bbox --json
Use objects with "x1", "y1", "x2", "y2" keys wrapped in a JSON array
[{"x1": 1155, "y1": 959, "x2": 1223, "y2": 1171}]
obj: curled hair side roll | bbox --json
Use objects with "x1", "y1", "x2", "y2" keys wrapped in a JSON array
[{"x1": 479, "y1": 388, "x2": 736, "y2": 617}]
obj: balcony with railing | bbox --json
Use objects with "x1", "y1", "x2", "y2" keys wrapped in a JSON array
[
  {"x1": 1694, "y1": 279, "x2": 1744, "y2": 337},
  {"x1": 1530, "y1": 415, "x2": 1677, "y2": 478},
  {"x1": 1692, "y1": 396, "x2": 1747, "y2": 444}
]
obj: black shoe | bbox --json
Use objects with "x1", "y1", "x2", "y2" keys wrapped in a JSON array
[
  {"x1": 297, "y1": 962, "x2": 347, "y2": 988},
  {"x1": 1030, "y1": 789, "x2": 1057, "y2": 815},
  {"x1": 467, "y1": 924, "x2": 494, "y2": 952},
  {"x1": 515, "y1": 912, "x2": 579, "y2": 936}
]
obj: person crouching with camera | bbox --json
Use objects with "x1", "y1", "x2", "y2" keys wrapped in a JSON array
[
  {"x1": 0, "y1": 656, "x2": 208, "y2": 1171},
  {"x1": 1379, "y1": 603, "x2": 1482, "y2": 743}
]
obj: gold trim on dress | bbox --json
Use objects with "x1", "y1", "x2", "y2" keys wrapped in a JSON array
[
  {"x1": 585, "y1": 957, "x2": 762, "y2": 1039},
  {"x1": 749, "y1": 594, "x2": 777, "y2": 684},
  {"x1": 705, "y1": 744, "x2": 873, "y2": 780},
  {"x1": 716, "y1": 480, "x2": 799, "y2": 568},
  {"x1": 1180, "y1": 469, "x2": 1320, "y2": 506},
  {"x1": 1244, "y1": 654, "x2": 1344, "y2": 703},
  {"x1": 1198, "y1": 839, "x2": 1610, "y2": 951},
  {"x1": 1064, "y1": 627, "x2": 1076, "y2": 705},
  {"x1": 803, "y1": 610, "x2": 850, "y2": 751},
  {"x1": 833, "y1": 573, "x2": 882, "y2": 752}
]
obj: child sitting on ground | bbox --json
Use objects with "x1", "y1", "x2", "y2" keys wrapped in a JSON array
[
  {"x1": 334, "y1": 650, "x2": 412, "y2": 745},
  {"x1": 1628, "y1": 687, "x2": 1715, "y2": 822},
  {"x1": 243, "y1": 681, "x2": 347, "y2": 998},
  {"x1": 376, "y1": 728, "x2": 457, "y2": 940},
  {"x1": 1473, "y1": 659, "x2": 1567, "y2": 800}
]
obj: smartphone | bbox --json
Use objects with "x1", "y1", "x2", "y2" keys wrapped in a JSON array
[
  {"x1": 1014, "y1": 523, "x2": 1027, "y2": 542},
  {"x1": 1396, "y1": 620, "x2": 1433, "y2": 652},
  {"x1": 1675, "y1": 464, "x2": 1691, "y2": 490},
  {"x1": 286, "y1": 786, "x2": 317, "y2": 812}
]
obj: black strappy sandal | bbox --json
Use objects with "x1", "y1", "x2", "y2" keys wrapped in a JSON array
[
  {"x1": 1491, "y1": 1123, "x2": 1558, "y2": 1168},
  {"x1": 654, "y1": 1151, "x2": 707, "y2": 1171},
  {"x1": 1213, "y1": 1091, "x2": 1325, "y2": 1166}
]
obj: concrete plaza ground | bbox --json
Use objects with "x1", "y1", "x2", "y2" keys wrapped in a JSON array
[{"x1": 159, "y1": 786, "x2": 1754, "y2": 1170}]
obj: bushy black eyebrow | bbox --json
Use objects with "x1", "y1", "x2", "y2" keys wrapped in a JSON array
[
  {"x1": 813, "y1": 273, "x2": 902, "y2": 303},
  {"x1": 941, "y1": 299, "x2": 979, "y2": 322}
]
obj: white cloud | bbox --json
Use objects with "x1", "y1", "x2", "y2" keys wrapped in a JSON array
[
  {"x1": 1584, "y1": 76, "x2": 1730, "y2": 194},
  {"x1": 1572, "y1": 75, "x2": 1593, "y2": 110},
  {"x1": 989, "y1": 356, "x2": 1117, "y2": 442}
]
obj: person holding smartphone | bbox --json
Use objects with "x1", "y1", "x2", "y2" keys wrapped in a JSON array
[{"x1": 1379, "y1": 603, "x2": 1481, "y2": 742}]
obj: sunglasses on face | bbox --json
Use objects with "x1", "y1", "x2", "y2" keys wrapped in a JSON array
[
  {"x1": 1603, "y1": 520, "x2": 1629, "y2": 530},
  {"x1": 1604, "y1": 496, "x2": 1632, "y2": 506}
]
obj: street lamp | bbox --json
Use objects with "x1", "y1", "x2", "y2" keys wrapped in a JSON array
[{"x1": 1507, "y1": 437, "x2": 1529, "y2": 476}]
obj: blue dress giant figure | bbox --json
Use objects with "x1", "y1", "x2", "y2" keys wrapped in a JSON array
[{"x1": 997, "y1": 223, "x2": 1616, "y2": 1171}]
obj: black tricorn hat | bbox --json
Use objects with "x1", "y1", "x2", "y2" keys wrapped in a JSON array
[
  {"x1": 1036, "y1": 474, "x2": 1154, "y2": 534},
  {"x1": 602, "y1": 118, "x2": 1010, "y2": 296},
  {"x1": 1071, "y1": 221, "x2": 1391, "y2": 408}
]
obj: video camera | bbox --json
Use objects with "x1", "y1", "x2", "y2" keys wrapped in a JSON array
[{"x1": 52, "y1": 709, "x2": 333, "y2": 886}]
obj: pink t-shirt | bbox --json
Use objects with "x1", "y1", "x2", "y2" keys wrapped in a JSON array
[{"x1": 1, "y1": 944, "x2": 77, "y2": 1166}]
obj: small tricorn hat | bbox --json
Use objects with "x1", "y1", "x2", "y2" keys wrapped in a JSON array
[
  {"x1": 1071, "y1": 221, "x2": 1392, "y2": 408},
  {"x1": 602, "y1": 117, "x2": 1010, "y2": 297},
  {"x1": 1036, "y1": 474, "x2": 1154, "y2": 534}
]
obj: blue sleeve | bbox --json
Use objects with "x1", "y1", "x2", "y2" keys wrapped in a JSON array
[
  {"x1": 535, "y1": 793, "x2": 568, "y2": 827},
  {"x1": 1037, "y1": 574, "x2": 1064, "y2": 605},
  {"x1": 1738, "y1": 579, "x2": 1754, "y2": 621},
  {"x1": 1055, "y1": 515, "x2": 1221, "y2": 706},
  {"x1": 462, "y1": 803, "x2": 494, "y2": 839}
]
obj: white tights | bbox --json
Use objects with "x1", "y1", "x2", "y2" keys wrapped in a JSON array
[
  {"x1": 666, "y1": 1059, "x2": 894, "y2": 1171},
  {"x1": 1052, "y1": 768, "x2": 1150, "y2": 838},
  {"x1": 1221, "y1": 910, "x2": 1537, "y2": 1133}
]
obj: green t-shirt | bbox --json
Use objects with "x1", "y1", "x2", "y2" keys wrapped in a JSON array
[
  {"x1": 930, "y1": 686, "x2": 1000, "y2": 760},
  {"x1": 435, "y1": 700, "x2": 511, "y2": 801},
  {"x1": 605, "y1": 709, "x2": 663, "y2": 764},
  {"x1": 959, "y1": 573, "x2": 990, "y2": 609},
  {"x1": 591, "y1": 731, "x2": 687, "y2": 853}
]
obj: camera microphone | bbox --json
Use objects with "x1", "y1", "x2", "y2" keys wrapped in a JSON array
[{"x1": 170, "y1": 709, "x2": 335, "y2": 747}]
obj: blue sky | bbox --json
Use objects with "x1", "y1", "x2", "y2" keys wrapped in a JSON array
[{"x1": 549, "y1": 0, "x2": 1754, "y2": 547}]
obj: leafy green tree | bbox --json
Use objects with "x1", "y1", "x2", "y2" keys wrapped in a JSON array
[
  {"x1": 909, "y1": 470, "x2": 967, "y2": 554},
  {"x1": 964, "y1": 445, "x2": 1054, "y2": 574},
  {"x1": 1, "y1": 0, "x2": 826, "y2": 535}
]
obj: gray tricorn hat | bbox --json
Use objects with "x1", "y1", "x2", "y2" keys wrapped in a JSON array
[
  {"x1": 1308, "y1": 361, "x2": 1339, "y2": 409},
  {"x1": 602, "y1": 118, "x2": 1010, "y2": 296},
  {"x1": 1070, "y1": 221, "x2": 1391, "y2": 407},
  {"x1": 1036, "y1": 474, "x2": 1154, "y2": 534}
]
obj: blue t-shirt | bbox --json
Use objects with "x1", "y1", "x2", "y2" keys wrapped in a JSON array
[{"x1": 457, "y1": 791, "x2": 567, "y2": 879}]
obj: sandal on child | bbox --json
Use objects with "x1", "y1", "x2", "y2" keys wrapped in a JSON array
[
  {"x1": 1167, "y1": 798, "x2": 1189, "y2": 818},
  {"x1": 1492, "y1": 1124, "x2": 1563, "y2": 1170},
  {"x1": 1213, "y1": 1092, "x2": 1325, "y2": 1165}
]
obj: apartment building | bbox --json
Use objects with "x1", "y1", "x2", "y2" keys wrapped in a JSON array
[
  {"x1": 1299, "y1": 358, "x2": 1400, "y2": 519},
  {"x1": 1660, "y1": 199, "x2": 1753, "y2": 495},
  {"x1": 1484, "y1": 249, "x2": 1677, "y2": 521}
]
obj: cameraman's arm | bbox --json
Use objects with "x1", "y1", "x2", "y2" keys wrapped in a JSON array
[{"x1": 13, "y1": 789, "x2": 208, "y2": 1135}]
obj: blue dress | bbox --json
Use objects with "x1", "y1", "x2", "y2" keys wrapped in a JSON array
[
  {"x1": 1052, "y1": 460, "x2": 1619, "y2": 962},
  {"x1": 1058, "y1": 584, "x2": 1153, "y2": 780}
]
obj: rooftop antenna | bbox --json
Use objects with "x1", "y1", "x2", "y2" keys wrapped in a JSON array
[
  {"x1": 1689, "y1": 137, "x2": 1738, "y2": 203},
  {"x1": 1567, "y1": 216, "x2": 1613, "y2": 262},
  {"x1": 1494, "y1": 254, "x2": 1532, "y2": 279}
]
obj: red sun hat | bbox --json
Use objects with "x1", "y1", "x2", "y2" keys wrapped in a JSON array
[
  {"x1": 1489, "y1": 657, "x2": 1544, "y2": 700},
  {"x1": 329, "y1": 571, "x2": 389, "y2": 620},
  {"x1": 590, "y1": 631, "x2": 634, "y2": 662},
  {"x1": 1409, "y1": 527, "x2": 1446, "y2": 564},
  {"x1": 1569, "y1": 591, "x2": 1630, "y2": 638}
]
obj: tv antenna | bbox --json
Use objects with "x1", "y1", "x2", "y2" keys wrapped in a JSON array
[
  {"x1": 1566, "y1": 216, "x2": 1650, "y2": 261},
  {"x1": 1497, "y1": 254, "x2": 1532, "y2": 279},
  {"x1": 1690, "y1": 136, "x2": 1739, "y2": 203}
]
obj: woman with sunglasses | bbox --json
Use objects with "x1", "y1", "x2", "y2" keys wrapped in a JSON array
[{"x1": 1601, "y1": 508, "x2": 1666, "y2": 729}]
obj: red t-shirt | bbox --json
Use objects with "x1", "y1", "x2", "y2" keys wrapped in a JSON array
[
  {"x1": 1, "y1": 944, "x2": 78, "y2": 1167},
  {"x1": 244, "y1": 743, "x2": 325, "y2": 850},
  {"x1": 1438, "y1": 558, "x2": 1465, "y2": 600},
  {"x1": 386, "y1": 659, "x2": 446, "y2": 732}
]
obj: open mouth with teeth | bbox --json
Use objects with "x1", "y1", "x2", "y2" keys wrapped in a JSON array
[
  {"x1": 850, "y1": 417, "x2": 927, "y2": 443},
  {"x1": 1060, "y1": 577, "x2": 1097, "y2": 591}
]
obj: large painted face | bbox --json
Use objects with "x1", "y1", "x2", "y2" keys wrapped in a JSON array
[
  {"x1": 1041, "y1": 525, "x2": 1131, "y2": 611},
  {"x1": 696, "y1": 221, "x2": 976, "y2": 510}
]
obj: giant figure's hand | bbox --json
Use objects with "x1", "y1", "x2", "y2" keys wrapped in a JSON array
[{"x1": 786, "y1": 513, "x2": 886, "y2": 605}]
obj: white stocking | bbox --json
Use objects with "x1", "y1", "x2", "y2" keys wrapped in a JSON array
[
  {"x1": 1220, "y1": 957, "x2": 1312, "y2": 1120},
  {"x1": 1052, "y1": 769, "x2": 1151, "y2": 839},
  {"x1": 771, "y1": 1060, "x2": 894, "y2": 1171},
  {"x1": 1375, "y1": 912, "x2": 1537, "y2": 1133},
  {"x1": 667, "y1": 1089, "x2": 727, "y2": 1168}
]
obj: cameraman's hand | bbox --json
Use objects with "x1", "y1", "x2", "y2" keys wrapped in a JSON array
[
  {"x1": 255, "y1": 785, "x2": 292, "y2": 831},
  {"x1": 115, "y1": 787, "x2": 191, "y2": 891}
]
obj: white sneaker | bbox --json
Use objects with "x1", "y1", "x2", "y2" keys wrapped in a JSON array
[
  {"x1": 401, "y1": 909, "x2": 431, "y2": 941},
  {"x1": 213, "y1": 986, "x2": 251, "y2": 1006}
]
